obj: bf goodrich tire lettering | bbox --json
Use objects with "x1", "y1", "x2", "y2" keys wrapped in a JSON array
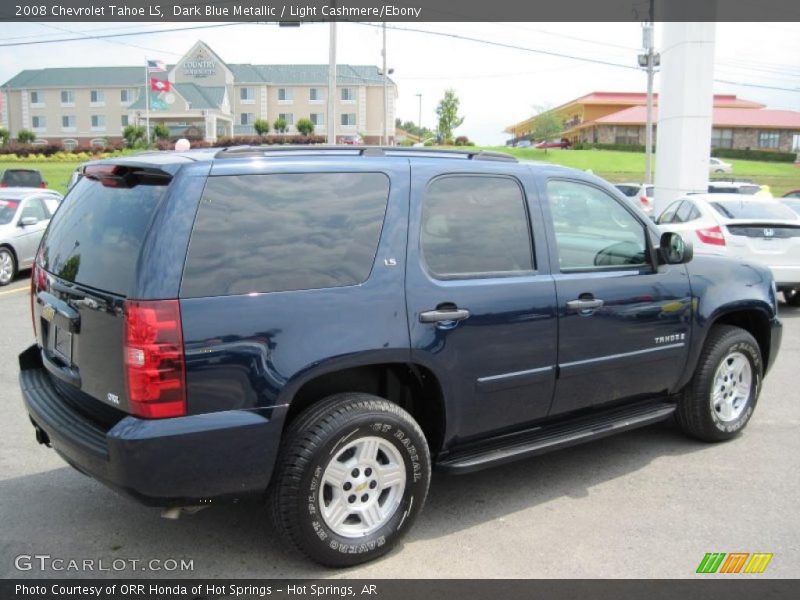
[
  {"x1": 269, "y1": 393, "x2": 431, "y2": 567},
  {"x1": 677, "y1": 325, "x2": 762, "y2": 442}
]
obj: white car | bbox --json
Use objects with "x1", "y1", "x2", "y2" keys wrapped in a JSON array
[
  {"x1": 0, "y1": 188, "x2": 64, "y2": 285},
  {"x1": 709, "y1": 157, "x2": 733, "y2": 173},
  {"x1": 614, "y1": 182, "x2": 654, "y2": 215},
  {"x1": 657, "y1": 193, "x2": 800, "y2": 305}
]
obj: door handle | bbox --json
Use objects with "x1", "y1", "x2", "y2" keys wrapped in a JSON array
[
  {"x1": 567, "y1": 298, "x2": 604, "y2": 311},
  {"x1": 419, "y1": 308, "x2": 471, "y2": 323}
]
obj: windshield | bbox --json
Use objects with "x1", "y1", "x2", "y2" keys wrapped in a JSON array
[
  {"x1": 39, "y1": 175, "x2": 167, "y2": 295},
  {"x1": 710, "y1": 200, "x2": 799, "y2": 221},
  {"x1": 0, "y1": 198, "x2": 21, "y2": 225}
]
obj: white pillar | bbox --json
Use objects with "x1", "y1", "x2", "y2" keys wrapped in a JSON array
[{"x1": 653, "y1": 22, "x2": 716, "y2": 215}]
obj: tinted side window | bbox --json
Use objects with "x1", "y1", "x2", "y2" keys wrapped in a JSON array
[
  {"x1": 421, "y1": 175, "x2": 533, "y2": 278},
  {"x1": 548, "y1": 180, "x2": 648, "y2": 270},
  {"x1": 658, "y1": 201, "x2": 682, "y2": 224},
  {"x1": 181, "y1": 172, "x2": 390, "y2": 297},
  {"x1": 674, "y1": 201, "x2": 696, "y2": 223},
  {"x1": 21, "y1": 198, "x2": 48, "y2": 221}
]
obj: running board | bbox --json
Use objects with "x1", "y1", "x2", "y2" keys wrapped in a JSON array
[{"x1": 437, "y1": 401, "x2": 676, "y2": 474}]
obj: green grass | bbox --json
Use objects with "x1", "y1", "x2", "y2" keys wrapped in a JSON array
[
  {"x1": 4, "y1": 148, "x2": 800, "y2": 196},
  {"x1": 480, "y1": 147, "x2": 800, "y2": 196},
  {"x1": 0, "y1": 161, "x2": 79, "y2": 195}
]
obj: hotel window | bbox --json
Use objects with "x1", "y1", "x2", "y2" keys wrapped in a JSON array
[
  {"x1": 758, "y1": 131, "x2": 780, "y2": 149},
  {"x1": 614, "y1": 126, "x2": 640, "y2": 145},
  {"x1": 278, "y1": 88, "x2": 293, "y2": 102},
  {"x1": 309, "y1": 88, "x2": 324, "y2": 102},
  {"x1": 240, "y1": 87, "x2": 255, "y2": 103},
  {"x1": 90, "y1": 90, "x2": 105, "y2": 106},
  {"x1": 91, "y1": 115, "x2": 106, "y2": 130},
  {"x1": 29, "y1": 91, "x2": 44, "y2": 107},
  {"x1": 240, "y1": 113, "x2": 255, "y2": 125},
  {"x1": 31, "y1": 116, "x2": 46, "y2": 131},
  {"x1": 62, "y1": 115, "x2": 76, "y2": 131},
  {"x1": 310, "y1": 113, "x2": 325, "y2": 126},
  {"x1": 341, "y1": 88, "x2": 356, "y2": 102},
  {"x1": 711, "y1": 128, "x2": 734, "y2": 149},
  {"x1": 278, "y1": 113, "x2": 294, "y2": 125},
  {"x1": 60, "y1": 90, "x2": 75, "y2": 106},
  {"x1": 341, "y1": 113, "x2": 356, "y2": 127},
  {"x1": 121, "y1": 115, "x2": 129, "y2": 127},
  {"x1": 120, "y1": 88, "x2": 136, "y2": 103}
]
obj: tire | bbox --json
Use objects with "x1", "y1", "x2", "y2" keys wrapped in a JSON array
[
  {"x1": 676, "y1": 325, "x2": 762, "y2": 442},
  {"x1": 0, "y1": 247, "x2": 17, "y2": 286},
  {"x1": 784, "y1": 289, "x2": 800, "y2": 307},
  {"x1": 269, "y1": 393, "x2": 431, "y2": 567}
]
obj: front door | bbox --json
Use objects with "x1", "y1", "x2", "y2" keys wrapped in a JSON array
[
  {"x1": 406, "y1": 164, "x2": 558, "y2": 443},
  {"x1": 544, "y1": 179, "x2": 693, "y2": 416}
]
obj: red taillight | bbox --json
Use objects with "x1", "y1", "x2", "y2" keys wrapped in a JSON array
[
  {"x1": 639, "y1": 195, "x2": 650, "y2": 206},
  {"x1": 0, "y1": 182, "x2": 6, "y2": 187},
  {"x1": 30, "y1": 260, "x2": 47, "y2": 337},
  {"x1": 124, "y1": 299, "x2": 186, "y2": 419},
  {"x1": 696, "y1": 225, "x2": 727, "y2": 246},
  {"x1": 39, "y1": 182, "x2": 46, "y2": 188}
]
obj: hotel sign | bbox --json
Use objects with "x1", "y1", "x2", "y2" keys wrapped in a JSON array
[{"x1": 183, "y1": 48, "x2": 215, "y2": 79}]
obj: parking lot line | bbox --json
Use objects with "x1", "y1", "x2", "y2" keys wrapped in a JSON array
[{"x1": 0, "y1": 286, "x2": 28, "y2": 297}]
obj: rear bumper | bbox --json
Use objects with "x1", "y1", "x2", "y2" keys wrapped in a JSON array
[
  {"x1": 19, "y1": 345, "x2": 285, "y2": 506},
  {"x1": 766, "y1": 266, "x2": 800, "y2": 288}
]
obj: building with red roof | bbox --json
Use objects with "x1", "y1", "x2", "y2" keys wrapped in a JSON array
[{"x1": 505, "y1": 91, "x2": 800, "y2": 153}]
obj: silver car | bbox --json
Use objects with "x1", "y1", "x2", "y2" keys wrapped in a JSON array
[{"x1": 0, "y1": 188, "x2": 63, "y2": 285}]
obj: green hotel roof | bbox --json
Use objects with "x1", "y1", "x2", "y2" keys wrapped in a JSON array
[
  {"x1": 127, "y1": 84, "x2": 227, "y2": 110},
  {"x1": 3, "y1": 64, "x2": 392, "y2": 89}
]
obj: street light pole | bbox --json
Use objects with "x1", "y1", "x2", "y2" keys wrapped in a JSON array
[
  {"x1": 641, "y1": 0, "x2": 658, "y2": 185},
  {"x1": 382, "y1": 23, "x2": 388, "y2": 145}
]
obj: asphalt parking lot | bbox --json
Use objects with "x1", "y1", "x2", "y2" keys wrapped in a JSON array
[{"x1": 1, "y1": 272, "x2": 798, "y2": 579}]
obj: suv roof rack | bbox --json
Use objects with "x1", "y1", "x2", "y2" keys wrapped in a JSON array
[{"x1": 213, "y1": 145, "x2": 518, "y2": 163}]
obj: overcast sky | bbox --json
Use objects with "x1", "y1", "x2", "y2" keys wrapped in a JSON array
[{"x1": 1, "y1": 21, "x2": 798, "y2": 144}]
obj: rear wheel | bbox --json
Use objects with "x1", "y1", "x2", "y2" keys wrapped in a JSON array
[
  {"x1": 0, "y1": 247, "x2": 17, "y2": 286},
  {"x1": 269, "y1": 393, "x2": 430, "y2": 567},
  {"x1": 676, "y1": 325, "x2": 762, "y2": 442}
]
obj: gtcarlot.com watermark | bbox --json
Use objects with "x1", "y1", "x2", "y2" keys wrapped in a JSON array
[{"x1": 14, "y1": 553, "x2": 194, "y2": 572}]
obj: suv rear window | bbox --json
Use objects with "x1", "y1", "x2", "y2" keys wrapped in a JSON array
[
  {"x1": 710, "y1": 201, "x2": 798, "y2": 221},
  {"x1": 40, "y1": 176, "x2": 167, "y2": 295},
  {"x1": 181, "y1": 172, "x2": 390, "y2": 297},
  {"x1": 1, "y1": 169, "x2": 43, "y2": 187}
]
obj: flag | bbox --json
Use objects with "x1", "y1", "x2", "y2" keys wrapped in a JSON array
[
  {"x1": 147, "y1": 59, "x2": 167, "y2": 72},
  {"x1": 150, "y1": 78, "x2": 171, "y2": 93}
]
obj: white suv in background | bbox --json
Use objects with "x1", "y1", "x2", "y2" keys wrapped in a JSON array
[
  {"x1": 614, "y1": 182, "x2": 654, "y2": 215},
  {"x1": 709, "y1": 157, "x2": 733, "y2": 173},
  {"x1": 657, "y1": 193, "x2": 800, "y2": 305}
]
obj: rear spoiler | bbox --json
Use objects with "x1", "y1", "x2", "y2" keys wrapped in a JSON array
[{"x1": 82, "y1": 164, "x2": 173, "y2": 188}]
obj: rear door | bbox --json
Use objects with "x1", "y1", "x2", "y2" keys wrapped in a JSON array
[
  {"x1": 544, "y1": 178, "x2": 693, "y2": 416},
  {"x1": 34, "y1": 168, "x2": 173, "y2": 417},
  {"x1": 14, "y1": 196, "x2": 50, "y2": 266},
  {"x1": 406, "y1": 162, "x2": 558, "y2": 442}
]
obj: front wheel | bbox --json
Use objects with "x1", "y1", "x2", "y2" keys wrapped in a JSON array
[
  {"x1": 269, "y1": 393, "x2": 431, "y2": 567},
  {"x1": 0, "y1": 247, "x2": 17, "y2": 286},
  {"x1": 676, "y1": 325, "x2": 762, "y2": 442}
]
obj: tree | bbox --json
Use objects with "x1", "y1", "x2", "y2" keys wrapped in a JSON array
[
  {"x1": 254, "y1": 118, "x2": 270, "y2": 136},
  {"x1": 0, "y1": 127, "x2": 9, "y2": 146},
  {"x1": 17, "y1": 129, "x2": 36, "y2": 144},
  {"x1": 531, "y1": 106, "x2": 565, "y2": 154},
  {"x1": 122, "y1": 124, "x2": 146, "y2": 147},
  {"x1": 273, "y1": 118, "x2": 288, "y2": 134},
  {"x1": 435, "y1": 89, "x2": 464, "y2": 143},
  {"x1": 296, "y1": 118, "x2": 315, "y2": 136},
  {"x1": 152, "y1": 123, "x2": 170, "y2": 140}
]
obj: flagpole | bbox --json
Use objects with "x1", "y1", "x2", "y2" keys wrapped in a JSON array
[{"x1": 144, "y1": 58, "x2": 150, "y2": 144}]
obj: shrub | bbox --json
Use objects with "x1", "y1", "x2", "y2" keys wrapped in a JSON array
[
  {"x1": 17, "y1": 129, "x2": 36, "y2": 144},
  {"x1": 423, "y1": 139, "x2": 436, "y2": 147},
  {"x1": 273, "y1": 118, "x2": 288, "y2": 134},
  {"x1": 254, "y1": 119, "x2": 270, "y2": 136},
  {"x1": 454, "y1": 136, "x2": 470, "y2": 146},
  {"x1": 123, "y1": 124, "x2": 146, "y2": 147},
  {"x1": 0, "y1": 127, "x2": 9, "y2": 146},
  {"x1": 152, "y1": 123, "x2": 170, "y2": 140},
  {"x1": 296, "y1": 118, "x2": 315, "y2": 136},
  {"x1": 712, "y1": 147, "x2": 796, "y2": 163}
]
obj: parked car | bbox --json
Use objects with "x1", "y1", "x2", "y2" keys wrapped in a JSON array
[
  {"x1": 515, "y1": 140, "x2": 533, "y2": 148},
  {"x1": 706, "y1": 180, "x2": 761, "y2": 195},
  {"x1": 341, "y1": 134, "x2": 363, "y2": 145},
  {"x1": 67, "y1": 167, "x2": 83, "y2": 191},
  {"x1": 782, "y1": 189, "x2": 800, "y2": 199},
  {"x1": 657, "y1": 193, "x2": 800, "y2": 304},
  {"x1": 20, "y1": 147, "x2": 782, "y2": 568},
  {"x1": 0, "y1": 188, "x2": 62, "y2": 285},
  {"x1": 535, "y1": 138, "x2": 571, "y2": 149},
  {"x1": 0, "y1": 168, "x2": 47, "y2": 189},
  {"x1": 614, "y1": 182, "x2": 654, "y2": 215},
  {"x1": 709, "y1": 157, "x2": 733, "y2": 174}
]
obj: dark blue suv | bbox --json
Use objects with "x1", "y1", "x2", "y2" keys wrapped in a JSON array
[{"x1": 19, "y1": 146, "x2": 782, "y2": 566}]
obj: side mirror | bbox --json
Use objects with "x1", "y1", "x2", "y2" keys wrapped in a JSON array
[
  {"x1": 19, "y1": 216, "x2": 38, "y2": 227},
  {"x1": 659, "y1": 231, "x2": 693, "y2": 265}
]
